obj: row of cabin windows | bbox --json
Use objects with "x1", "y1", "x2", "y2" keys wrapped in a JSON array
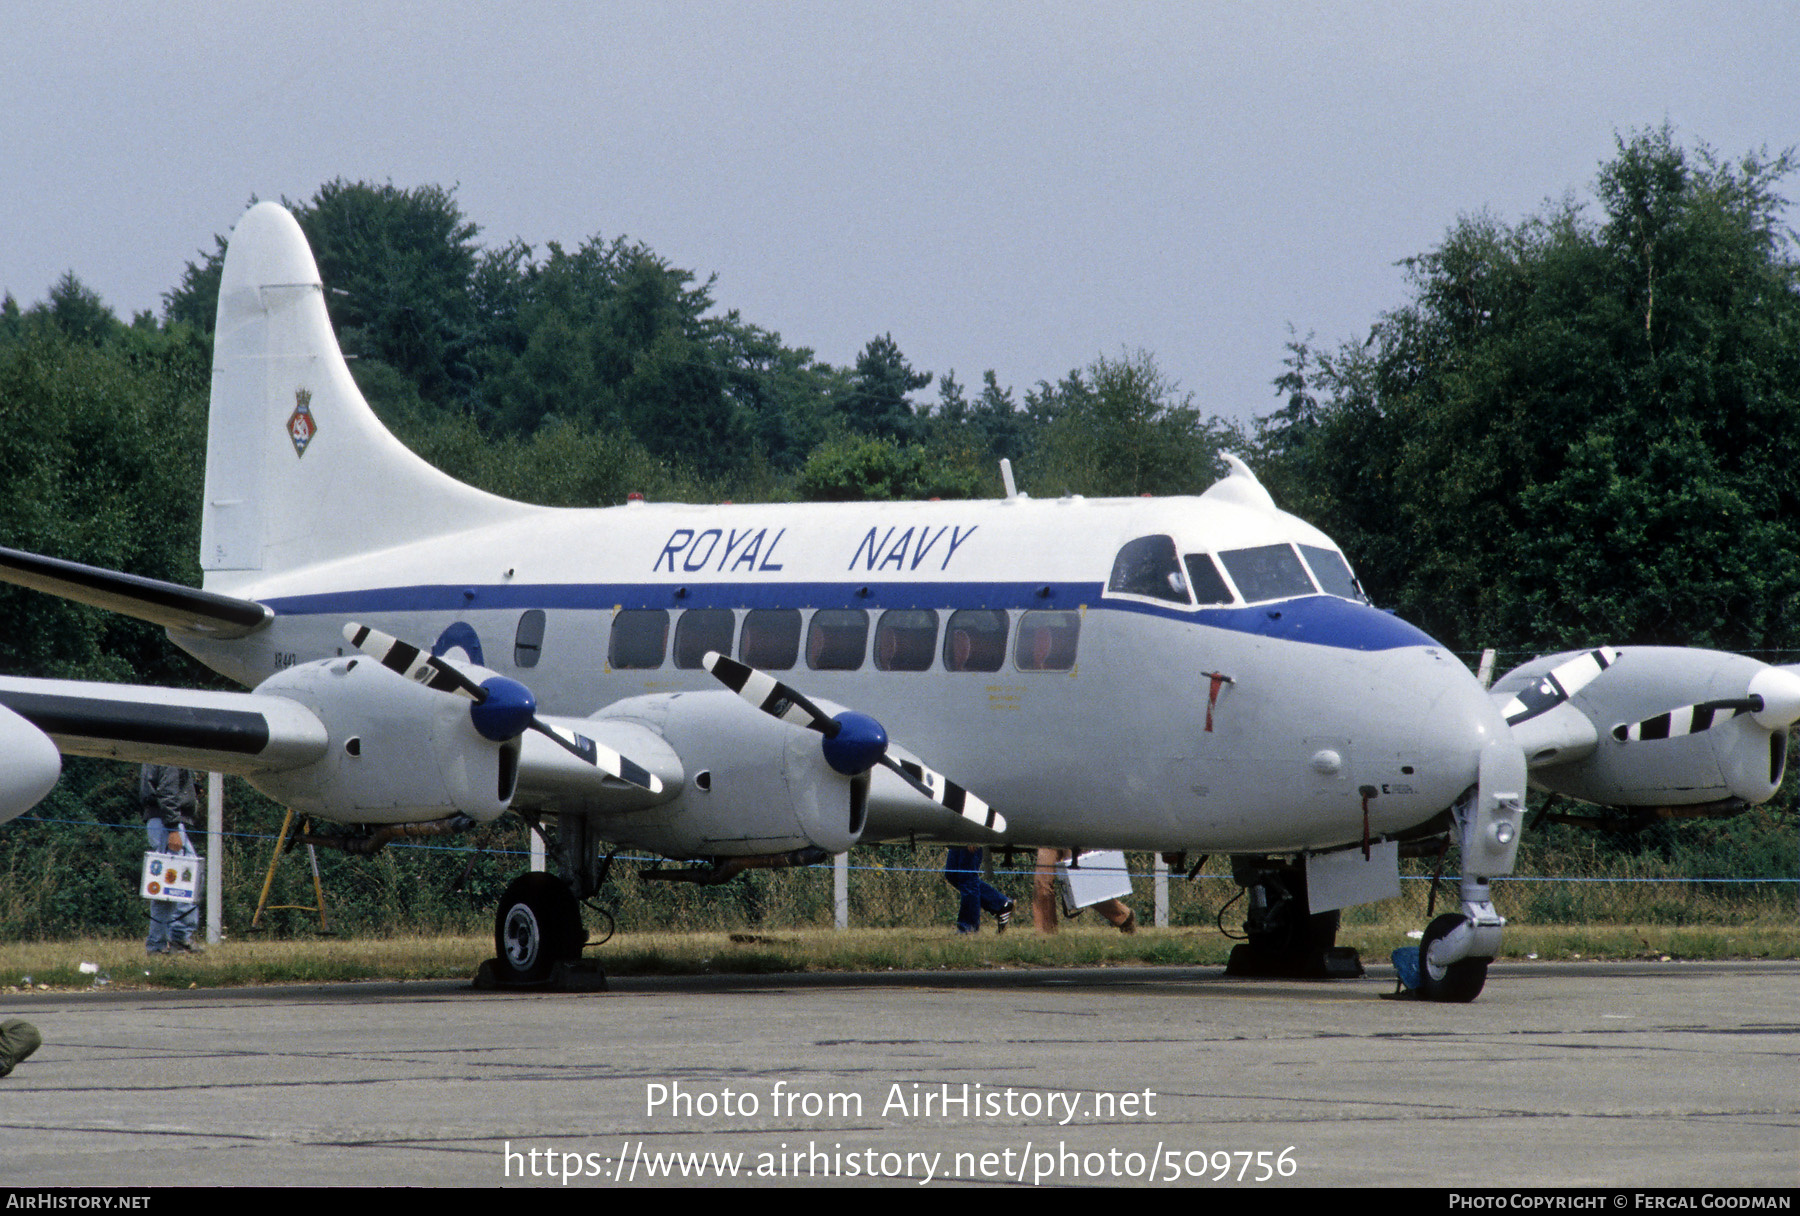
[
  {"x1": 1106, "y1": 535, "x2": 1367, "y2": 608},
  {"x1": 512, "y1": 607, "x2": 1079, "y2": 673}
]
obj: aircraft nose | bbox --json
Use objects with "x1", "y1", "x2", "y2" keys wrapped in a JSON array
[
  {"x1": 1365, "y1": 647, "x2": 1514, "y2": 815},
  {"x1": 0, "y1": 704, "x2": 61, "y2": 824}
]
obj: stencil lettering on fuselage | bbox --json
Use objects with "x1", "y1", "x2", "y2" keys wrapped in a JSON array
[
  {"x1": 847, "y1": 525, "x2": 978, "y2": 572},
  {"x1": 654, "y1": 528, "x2": 789, "y2": 573}
]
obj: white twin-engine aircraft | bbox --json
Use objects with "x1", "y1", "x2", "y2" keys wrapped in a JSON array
[{"x1": 4, "y1": 202, "x2": 1798, "y2": 1001}]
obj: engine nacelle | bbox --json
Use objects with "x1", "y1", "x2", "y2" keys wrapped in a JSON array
[
  {"x1": 1493, "y1": 646, "x2": 1790, "y2": 809},
  {"x1": 0, "y1": 703, "x2": 60, "y2": 826},
  {"x1": 248, "y1": 657, "x2": 519, "y2": 824},
  {"x1": 591, "y1": 691, "x2": 866, "y2": 858}
]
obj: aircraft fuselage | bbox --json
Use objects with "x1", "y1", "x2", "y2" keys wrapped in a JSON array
[{"x1": 181, "y1": 493, "x2": 1508, "y2": 854}]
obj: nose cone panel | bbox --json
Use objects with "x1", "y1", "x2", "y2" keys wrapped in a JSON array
[{"x1": 1336, "y1": 646, "x2": 1514, "y2": 829}]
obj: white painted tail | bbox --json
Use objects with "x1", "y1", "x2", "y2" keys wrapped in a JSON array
[{"x1": 201, "y1": 202, "x2": 531, "y2": 591}]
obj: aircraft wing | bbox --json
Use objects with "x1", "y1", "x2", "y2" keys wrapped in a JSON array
[
  {"x1": 0, "y1": 545, "x2": 271, "y2": 639},
  {"x1": 0, "y1": 675, "x2": 329, "y2": 776},
  {"x1": 0, "y1": 669, "x2": 681, "y2": 829}
]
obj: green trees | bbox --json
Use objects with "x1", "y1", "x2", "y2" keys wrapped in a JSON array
[
  {"x1": 0, "y1": 309, "x2": 210, "y2": 685},
  {"x1": 1024, "y1": 350, "x2": 1234, "y2": 497},
  {"x1": 1256, "y1": 128, "x2": 1800, "y2": 654},
  {"x1": 838, "y1": 333, "x2": 932, "y2": 442}
]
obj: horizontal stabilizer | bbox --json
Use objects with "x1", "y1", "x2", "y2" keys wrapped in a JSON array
[
  {"x1": 0, "y1": 546, "x2": 270, "y2": 639},
  {"x1": 0, "y1": 676, "x2": 327, "y2": 775}
]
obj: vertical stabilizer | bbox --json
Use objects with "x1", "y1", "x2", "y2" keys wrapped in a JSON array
[{"x1": 201, "y1": 202, "x2": 532, "y2": 589}]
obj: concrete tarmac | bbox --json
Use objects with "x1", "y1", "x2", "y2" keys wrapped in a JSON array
[{"x1": 1, "y1": 960, "x2": 1795, "y2": 1188}]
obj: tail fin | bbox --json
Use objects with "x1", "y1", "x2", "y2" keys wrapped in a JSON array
[{"x1": 201, "y1": 202, "x2": 532, "y2": 590}]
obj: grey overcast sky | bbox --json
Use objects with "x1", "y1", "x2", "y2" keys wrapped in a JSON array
[{"x1": 4, "y1": 2, "x2": 1796, "y2": 427}]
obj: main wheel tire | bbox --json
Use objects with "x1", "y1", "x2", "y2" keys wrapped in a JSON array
[
  {"x1": 1419, "y1": 912, "x2": 1489, "y2": 1003},
  {"x1": 494, "y1": 873, "x2": 584, "y2": 984}
]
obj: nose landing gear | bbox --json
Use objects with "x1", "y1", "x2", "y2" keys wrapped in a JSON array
[{"x1": 1414, "y1": 911, "x2": 1493, "y2": 1002}]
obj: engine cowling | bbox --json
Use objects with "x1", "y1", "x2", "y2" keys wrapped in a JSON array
[
  {"x1": 1493, "y1": 646, "x2": 1793, "y2": 809},
  {"x1": 588, "y1": 691, "x2": 867, "y2": 857},
  {"x1": 0, "y1": 703, "x2": 61, "y2": 825},
  {"x1": 248, "y1": 657, "x2": 519, "y2": 824}
]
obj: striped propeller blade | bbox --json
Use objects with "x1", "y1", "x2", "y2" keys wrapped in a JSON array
[
  {"x1": 529, "y1": 720, "x2": 662, "y2": 793},
  {"x1": 885, "y1": 756, "x2": 1007, "y2": 834},
  {"x1": 1501, "y1": 647, "x2": 1619, "y2": 726},
  {"x1": 700, "y1": 651, "x2": 1007, "y2": 835},
  {"x1": 343, "y1": 623, "x2": 484, "y2": 700},
  {"x1": 701, "y1": 651, "x2": 837, "y2": 735},
  {"x1": 1613, "y1": 698, "x2": 1759, "y2": 742},
  {"x1": 347, "y1": 622, "x2": 662, "y2": 792}
]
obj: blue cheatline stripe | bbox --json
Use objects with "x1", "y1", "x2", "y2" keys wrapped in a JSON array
[{"x1": 260, "y1": 581, "x2": 1443, "y2": 652}]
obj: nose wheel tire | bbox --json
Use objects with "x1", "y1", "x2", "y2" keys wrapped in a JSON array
[
  {"x1": 495, "y1": 873, "x2": 585, "y2": 984},
  {"x1": 1419, "y1": 913, "x2": 1490, "y2": 1003}
]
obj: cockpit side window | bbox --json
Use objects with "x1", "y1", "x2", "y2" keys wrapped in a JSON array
[
  {"x1": 1107, "y1": 535, "x2": 1189, "y2": 604},
  {"x1": 1299, "y1": 544, "x2": 1366, "y2": 602},
  {"x1": 1182, "y1": 554, "x2": 1234, "y2": 605},
  {"x1": 1217, "y1": 544, "x2": 1317, "y2": 603}
]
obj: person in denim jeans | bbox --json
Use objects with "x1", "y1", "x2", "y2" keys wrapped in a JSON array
[
  {"x1": 943, "y1": 846, "x2": 1014, "y2": 933},
  {"x1": 140, "y1": 765, "x2": 201, "y2": 955}
]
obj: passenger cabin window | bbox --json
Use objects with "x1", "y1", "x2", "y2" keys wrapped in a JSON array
[
  {"x1": 1299, "y1": 544, "x2": 1366, "y2": 602},
  {"x1": 875, "y1": 609, "x2": 938, "y2": 671},
  {"x1": 609, "y1": 609, "x2": 668, "y2": 669},
  {"x1": 513, "y1": 609, "x2": 546, "y2": 668},
  {"x1": 1107, "y1": 535, "x2": 1189, "y2": 603},
  {"x1": 740, "y1": 609, "x2": 801, "y2": 670},
  {"x1": 944, "y1": 609, "x2": 1008, "y2": 672},
  {"x1": 1182, "y1": 554, "x2": 1234, "y2": 606},
  {"x1": 806, "y1": 609, "x2": 868, "y2": 670},
  {"x1": 1217, "y1": 544, "x2": 1317, "y2": 603},
  {"x1": 673, "y1": 608, "x2": 735, "y2": 669},
  {"x1": 1015, "y1": 610, "x2": 1080, "y2": 671}
]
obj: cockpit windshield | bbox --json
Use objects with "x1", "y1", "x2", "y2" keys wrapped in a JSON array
[
  {"x1": 1182, "y1": 553, "x2": 1234, "y2": 605},
  {"x1": 1298, "y1": 544, "x2": 1367, "y2": 603},
  {"x1": 1217, "y1": 544, "x2": 1317, "y2": 603},
  {"x1": 1110, "y1": 536, "x2": 1365, "y2": 608}
]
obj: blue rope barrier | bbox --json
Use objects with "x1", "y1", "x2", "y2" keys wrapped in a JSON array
[{"x1": 12, "y1": 814, "x2": 1795, "y2": 885}]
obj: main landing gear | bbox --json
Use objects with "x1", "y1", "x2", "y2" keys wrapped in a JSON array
[
  {"x1": 477, "y1": 814, "x2": 609, "y2": 991},
  {"x1": 1223, "y1": 857, "x2": 1364, "y2": 979},
  {"x1": 493, "y1": 872, "x2": 585, "y2": 984}
]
